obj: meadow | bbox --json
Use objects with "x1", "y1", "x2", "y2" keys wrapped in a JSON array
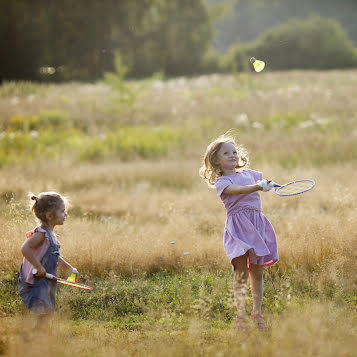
[{"x1": 0, "y1": 70, "x2": 356, "y2": 356}]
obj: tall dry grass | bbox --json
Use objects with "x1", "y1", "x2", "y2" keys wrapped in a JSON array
[{"x1": 1, "y1": 159, "x2": 356, "y2": 289}]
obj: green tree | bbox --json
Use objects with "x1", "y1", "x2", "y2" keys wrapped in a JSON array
[
  {"x1": 0, "y1": 0, "x2": 213, "y2": 81},
  {"x1": 223, "y1": 17, "x2": 357, "y2": 71},
  {"x1": 209, "y1": 0, "x2": 357, "y2": 53}
]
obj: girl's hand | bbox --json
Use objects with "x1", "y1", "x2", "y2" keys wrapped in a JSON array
[
  {"x1": 266, "y1": 180, "x2": 276, "y2": 190},
  {"x1": 257, "y1": 179, "x2": 274, "y2": 192},
  {"x1": 33, "y1": 265, "x2": 46, "y2": 278}
]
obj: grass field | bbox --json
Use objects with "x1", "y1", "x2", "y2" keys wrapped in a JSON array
[{"x1": 0, "y1": 70, "x2": 356, "y2": 356}]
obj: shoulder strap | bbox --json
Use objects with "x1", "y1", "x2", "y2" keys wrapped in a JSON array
[{"x1": 40, "y1": 226, "x2": 56, "y2": 246}]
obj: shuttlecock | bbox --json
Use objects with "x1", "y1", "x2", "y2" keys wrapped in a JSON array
[{"x1": 250, "y1": 57, "x2": 265, "y2": 72}]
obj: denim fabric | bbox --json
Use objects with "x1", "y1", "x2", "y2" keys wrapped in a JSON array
[{"x1": 18, "y1": 226, "x2": 60, "y2": 315}]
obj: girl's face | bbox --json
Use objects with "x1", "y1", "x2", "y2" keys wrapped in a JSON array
[
  {"x1": 50, "y1": 203, "x2": 67, "y2": 226},
  {"x1": 216, "y1": 142, "x2": 239, "y2": 172}
]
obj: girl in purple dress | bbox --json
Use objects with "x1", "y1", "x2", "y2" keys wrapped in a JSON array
[{"x1": 200, "y1": 134, "x2": 278, "y2": 330}]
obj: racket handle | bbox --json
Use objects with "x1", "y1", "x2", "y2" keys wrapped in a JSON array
[
  {"x1": 273, "y1": 183, "x2": 281, "y2": 188},
  {"x1": 32, "y1": 268, "x2": 53, "y2": 280}
]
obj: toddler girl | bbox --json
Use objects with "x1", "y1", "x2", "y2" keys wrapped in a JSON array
[
  {"x1": 18, "y1": 192, "x2": 77, "y2": 330},
  {"x1": 199, "y1": 134, "x2": 278, "y2": 330}
]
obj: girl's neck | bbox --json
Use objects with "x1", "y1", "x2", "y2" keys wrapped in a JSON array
[
  {"x1": 41, "y1": 222, "x2": 55, "y2": 232},
  {"x1": 221, "y1": 168, "x2": 236, "y2": 176}
]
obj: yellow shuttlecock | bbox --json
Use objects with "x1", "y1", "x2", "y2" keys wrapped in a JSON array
[
  {"x1": 250, "y1": 57, "x2": 265, "y2": 72},
  {"x1": 67, "y1": 268, "x2": 78, "y2": 282}
]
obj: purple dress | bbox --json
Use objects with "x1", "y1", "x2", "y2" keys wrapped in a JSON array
[{"x1": 216, "y1": 169, "x2": 278, "y2": 267}]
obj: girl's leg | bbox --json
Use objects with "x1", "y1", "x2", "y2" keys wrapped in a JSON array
[
  {"x1": 249, "y1": 264, "x2": 267, "y2": 329},
  {"x1": 35, "y1": 314, "x2": 51, "y2": 332},
  {"x1": 248, "y1": 263, "x2": 264, "y2": 315},
  {"x1": 231, "y1": 252, "x2": 249, "y2": 317}
]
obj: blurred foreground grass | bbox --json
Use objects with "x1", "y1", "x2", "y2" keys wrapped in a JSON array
[
  {"x1": 1, "y1": 274, "x2": 356, "y2": 357},
  {"x1": 1, "y1": 302, "x2": 355, "y2": 357}
]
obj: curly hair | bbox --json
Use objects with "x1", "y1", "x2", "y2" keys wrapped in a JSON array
[
  {"x1": 28, "y1": 192, "x2": 67, "y2": 224},
  {"x1": 199, "y1": 134, "x2": 249, "y2": 187}
]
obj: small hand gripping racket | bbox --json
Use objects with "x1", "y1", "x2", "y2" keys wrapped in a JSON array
[
  {"x1": 273, "y1": 179, "x2": 315, "y2": 196},
  {"x1": 32, "y1": 268, "x2": 93, "y2": 290}
]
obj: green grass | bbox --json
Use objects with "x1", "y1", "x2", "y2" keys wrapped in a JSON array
[
  {"x1": 2, "y1": 267, "x2": 355, "y2": 331},
  {"x1": 0, "y1": 113, "x2": 191, "y2": 166},
  {"x1": 1, "y1": 72, "x2": 357, "y2": 168},
  {"x1": 0, "y1": 109, "x2": 352, "y2": 167}
]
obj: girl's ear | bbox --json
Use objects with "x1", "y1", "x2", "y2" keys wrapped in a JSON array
[
  {"x1": 213, "y1": 162, "x2": 221, "y2": 171},
  {"x1": 45, "y1": 211, "x2": 53, "y2": 221}
]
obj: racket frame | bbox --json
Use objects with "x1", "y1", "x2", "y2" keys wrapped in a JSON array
[
  {"x1": 32, "y1": 268, "x2": 93, "y2": 290},
  {"x1": 273, "y1": 179, "x2": 315, "y2": 196}
]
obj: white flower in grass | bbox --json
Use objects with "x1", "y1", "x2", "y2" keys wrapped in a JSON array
[
  {"x1": 11, "y1": 97, "x2": 19, "y2": 105},
  {"x1": 30, "y1": 131, "x2": 39, "y2": 138},
  {"x1": 252, "y1": 121, "x2": 263, "y2": 129},
  {"x1": 299, "y1": 120, "x2": 314, "y2": 129},
  {"x1": 27, "y1": 94, "x2": 36, "y2": 102},
  {"x1": 235, "y1": 113, "x2": 249, "y2": 126}
]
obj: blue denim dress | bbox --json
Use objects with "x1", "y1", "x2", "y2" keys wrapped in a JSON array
[{"x1": 18, "y1": 226, "x2": 61, "y2": 315}]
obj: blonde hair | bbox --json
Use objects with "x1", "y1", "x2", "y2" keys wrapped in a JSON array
[
  {"x1": 199, "y1": 133, "x2": 249, "y2": 187},
  {"x1": 28, "y1": 192, "x2": 67, "y2": 224}
]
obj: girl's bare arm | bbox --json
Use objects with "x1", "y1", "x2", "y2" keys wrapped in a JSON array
[
  {"x1": 222, "y1": 184, "x2": 262, "y2": 195},
  {"x1": 21, "y1": 232, "x2": 47, "y2": 276},
  {"x1": 58, "y1": 256, "x2": 75, "y2": 272}
]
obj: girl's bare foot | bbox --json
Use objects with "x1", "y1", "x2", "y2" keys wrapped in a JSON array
[
  {"x1": 235, "y1": 316, "x2": 248, "y2": 331},
  {"x1": 251, "y1": 313, "x2": 268, "y2": 330}
]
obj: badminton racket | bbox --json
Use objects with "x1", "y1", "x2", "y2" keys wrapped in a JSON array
[{"x1": 32, "y1": 268, "x2": 93, "y2": 290}]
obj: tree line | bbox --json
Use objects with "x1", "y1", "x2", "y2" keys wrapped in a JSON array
[
  {"x1": 0, "y1": 0, "x2": 213, "y2": 81},
  {"x1": 209, "y1": 0, "x2": 357, "y2": 52},
  {"x1": 1, "y1": 0, "x2": 357, "y2": 82}
]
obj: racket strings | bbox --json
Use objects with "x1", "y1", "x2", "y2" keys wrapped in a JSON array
[{"x1": 277, "y1": 181, "x2": 314, "y2": 195}]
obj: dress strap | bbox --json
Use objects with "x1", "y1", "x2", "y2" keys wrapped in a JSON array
[
  {"x1": 40, "y1": 226, "x2": 61, "y2": 256},
  {"x1": 40, "y1": 226, "x2": 56, "y2": 246}
]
